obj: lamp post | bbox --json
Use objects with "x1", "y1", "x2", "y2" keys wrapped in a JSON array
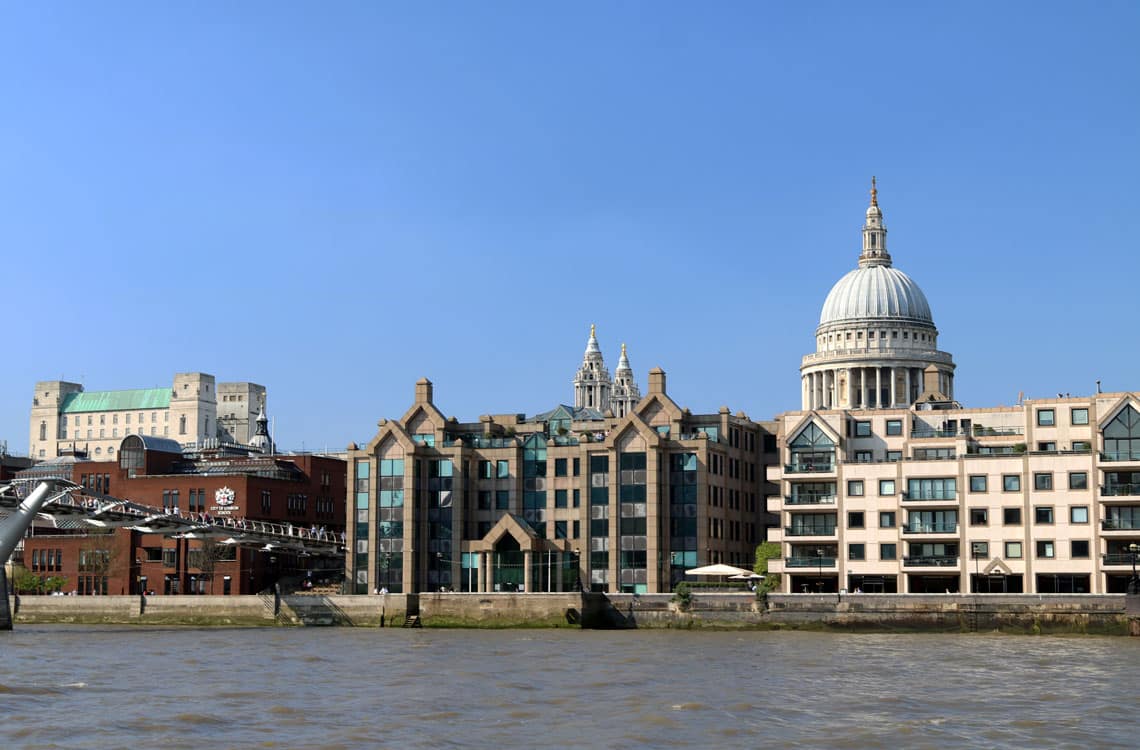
[
  {"x1": 972, "y1": 543, "x2": 983, "y2": 594},
  {"x1": 381, "y1": 551, "x2": 391, "y2": 594},
  {"x1": 573, "y1": 547, "x2": 581, "y2": 592},
  {"x1": 816, "y1": 547, "x2": 825, "y2": 592},
  {"x1": 1129, "y1": 543, "x2": 1140, "y2": 595}
]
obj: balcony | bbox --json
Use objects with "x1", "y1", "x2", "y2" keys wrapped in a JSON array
[
  {"x1": 1101, "y1": 451, "x2": 1140, "y2": 463},
  {"x1": 784, "y1": 461, "x2": 835, "y2": 474},
  {"x1": 902, "y1": 555, "x2": 959, "y2": 567},
  {"x1": 1102, "y1": 553, "x2": 1140, "y2": 566},
  {"x1": 901, "y1": 492, "x2": 959, "y2": 504},
  {"x1": 784, "y1": 522, "x2": 839, "y2": 533},
  {"x1": 911, "y1": 428, "x2": 964, "y2": 439},
  {"x1": 1102, "y1": 519, "x2": 1140, "y2": 531},
  {"x1": 784, "y1": 494, "x2": 837, "y2": 506},
  {"x1": 1102, "y1": 484, "x2": 1140, "y2": 497},
  {"x1": 785, "y1": 556, "x2": 837, "y2": 568},
  {"x1": 901, "y1": 523, "x2": 958, "y2": 535}
]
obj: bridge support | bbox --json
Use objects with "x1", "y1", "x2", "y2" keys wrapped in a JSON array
[
  {"x1": 0, "y1": 567, "x2": 10, "y2": 631},
  {"x1": 1, "y1": 481, "x2": 71, "y2": 631}
]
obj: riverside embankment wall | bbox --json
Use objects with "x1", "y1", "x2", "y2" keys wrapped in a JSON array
[{"x1": 6, "y1": 591, "x2": 1132, "y2": 633}]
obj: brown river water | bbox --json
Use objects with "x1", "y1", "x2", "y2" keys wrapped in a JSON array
[{"x1": 2, "y1": 626, "x2": 1138, "y2": 749}]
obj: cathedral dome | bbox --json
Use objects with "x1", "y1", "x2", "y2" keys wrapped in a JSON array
[{"x1": 818, "y1": 264, "x2": 932, "y2": 329}]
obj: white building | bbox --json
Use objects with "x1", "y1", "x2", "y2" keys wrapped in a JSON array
[
  {"x1": 769, "y1": 183, "x2": 1140, "y2": 595},
  {"x1": 29, "y1": 373, "x2": 267, "y2": 460}
]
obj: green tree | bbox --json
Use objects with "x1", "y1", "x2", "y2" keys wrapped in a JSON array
[{"x1": 753, "y1": 542, "x2": 781, "y2": 593}]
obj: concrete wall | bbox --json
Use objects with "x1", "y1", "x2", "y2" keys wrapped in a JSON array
[{"x1": 9, "y1": 591, "x2": 1134, "y2": 634}]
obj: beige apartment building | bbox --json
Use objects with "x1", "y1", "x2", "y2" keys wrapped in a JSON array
[
  {"x1": 768, "y1": 183, "x2": 1139, "y2": 594},
  {"x1": 345, "y1": 330, "x2": 777, "y2": 595},
  {"x1": 29, "y1": 373, "x2": 267, "y2": 460}
]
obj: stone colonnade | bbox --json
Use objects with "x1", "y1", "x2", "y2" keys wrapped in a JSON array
[{"x1": 802, "y1": 366, "x2": 953, "y2": 410}]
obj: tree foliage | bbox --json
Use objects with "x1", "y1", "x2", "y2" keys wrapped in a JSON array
[{"x1": 753, "y1": 542, "x2": 781, "y2": 593}]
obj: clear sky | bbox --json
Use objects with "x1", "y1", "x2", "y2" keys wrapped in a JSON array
[{"x1": 2, "y1": 2, "x2": 1137, "y2": 454}]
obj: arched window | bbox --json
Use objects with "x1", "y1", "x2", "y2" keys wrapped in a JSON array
[{"x1": 1104, "y1": 405, "x2": 1140, "y2": 461}]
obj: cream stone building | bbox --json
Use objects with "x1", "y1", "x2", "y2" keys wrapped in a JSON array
[
  {"x1": 29, "y1": 373, "x2": 267, "y2": 460},
  {"x1": 769, "y1": 184, "x2": 1140, "y2": 594},
  {"x1": 345, "y1": 328, "x2": 777, "y2": 595}
]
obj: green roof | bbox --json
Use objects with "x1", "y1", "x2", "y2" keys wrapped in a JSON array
[{"x1": 60, "y1": 388, "x2": 171, "y2": 413}]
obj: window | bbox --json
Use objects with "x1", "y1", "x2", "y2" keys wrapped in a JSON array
[
  {"x1": 880, "y1": 543, "x2": 897, "y2": 560},
  {"x1": 555, "y1": 489, "x2": 568, "y2": 508},
  {"x1": 1070, "y1": 506, "x2": 1089, "y2": 524},
  {"x1": 573, "y1": 458, "x2": 580, "y2": 476},
  {"x1": 1003, "y1": 507, "x2": 1022, "y2": 525},
  {"x1": 496, "y1": 460, "x2": 509, "y2": 478},
  {"x1": 478, "y1": 460, "x2": 493, "y2": 479},
  {"x1": 573, "y1": 489, "x2": 580, "y2": 508},
  {"x1": 1036, "y1": 409, "x2": 1055, "y2": 427},
  {"x1": 554, "y1": 458, "x2": 567, "y2": 477},
  {"x1": 854, "y1": 450, "x2": 872, "y2": 463},
  {"x1": 1035, "y1": 506, "x2": 1054, "y2": 524},
  {"x1": 848, "y1": 543, "x2": 865, "y2": 560},
  {"x1": 847, "y1": 480, "x2": 864, "y2": 497},
  {"x1": 855, "y1": 421, "x2": 871, "y2": 437},
  {"x1": 1071, "y1": 539, "x2": 1090, "y2": 558},
  {"x1": 969, "y1": 475, "x2": 987, "y2": 493},
  {"x1": 555, "y1": 520, "x2": 568, "y2": 539},
  {"x1": 848, "y1": 511, "x2": 865, "y2": 529},
  {"x1": 885, "y1": 419, "x2": 902, "y2": 436},
  {"x1": 1005, "y1": 541, "x2": 1023, "y2": 559},
  {"x1": 1036, "y1": 540, "x2": 1055, "y2": 558},
  {"x1": 970, "y1": 508, "x2": 988, "y2": 526},
  {"x1": 1033, "y1": 473, "x2": 1053, "y2": 491},
  {"x1": 1071, "y1": 408, "x2": 1089, "y2": 425},
  {"x1": 495, "y1": 491, "x2": 509, "y2": 510},
  {"x1": 971, "y1": 542, "x2": 989, "y2": 559},
  {"x1": 1069, "y1": 472, "x2": 1088, "y2": 490},
  {"x1": 1037, "y1": 441, "x2": 1056, "y2": 452},
  {"x1": 1002, "y1": 475, "x2": 1021, "y2": 492},
  {"x1": 1072, "y1": 440, "x2": 1091, "y2": 452},
  {"x1": 878, "y1": 480, "x2": 896, "y2": 496},
  {"x1": 907, "y1": 477, "x2": 957, "y2": 500},
  {"x1": 879, "y1": 511, "x2": 895, "y2": 528},
  {"x1": 477, "y1": 490, "x2": 491, "y2": 510}
]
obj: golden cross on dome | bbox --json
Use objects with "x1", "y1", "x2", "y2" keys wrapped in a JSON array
[{"x1": 870, "y1": 176, "x2": 878, "y2": 206}]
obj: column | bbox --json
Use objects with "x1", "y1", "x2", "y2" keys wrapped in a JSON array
[
  {"x1": 875, "y1": 368, "x2": 882, "y2": 409},
  {"x1": 890, "y1": 367, "x2": 898, "y2": 408},
  {"x1": 905, "y1": 368, "x2": 912, "y2": 405},
  {"x1": 524, "y1": 550, "x2": 533, "y2": 593},
  {"x1": 556, "y1": 551, "x2": 563, "y2": 592}
]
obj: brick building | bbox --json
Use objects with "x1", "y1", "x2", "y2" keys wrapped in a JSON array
[{"x1": 16, "y1": 435, "x2": 345, "y2": 595}]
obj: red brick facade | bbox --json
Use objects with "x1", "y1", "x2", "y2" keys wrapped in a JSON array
[{"x1": 17, "y1": 449, "x2": 345, "y2": 596}]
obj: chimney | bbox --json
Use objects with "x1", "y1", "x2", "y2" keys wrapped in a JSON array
[
  {"x1": 415, "y1": 378, "x2": 434, "y2": 404},
  {"x1": 923, "y1": 366, "x2": 940, "y2": 395},
  {"x1": 648, "y1": 367, "x2": 666, "y2": 395}
]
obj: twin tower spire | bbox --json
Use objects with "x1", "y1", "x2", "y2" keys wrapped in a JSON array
[{"x1": 573, "y1": 324, "x2": 641, "y2": 418}]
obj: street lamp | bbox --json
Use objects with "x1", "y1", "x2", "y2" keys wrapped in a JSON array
[
  {"x1": 816, "y1": 547, "x2": 825, "y2": 592},
  {"x1": 971, "y1": 543, "x2": 984, "y2": 594},
  {"x1": 1129, "y1": 543, "x2": 1140, "y2": 595},
  {"x1": 573, "y1": 547, "x2": 581, "y2": 592}
]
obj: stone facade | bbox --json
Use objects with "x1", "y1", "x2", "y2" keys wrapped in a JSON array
[
  {"x1": 346, "y1": 370, "x2": 777, "y2": 596},
  {"x1": 28, "y1": 373, "x2": 268, "y2": 460},
  {"x1": 767, "y1": 393, "x2": 1140, "y2": 595}
]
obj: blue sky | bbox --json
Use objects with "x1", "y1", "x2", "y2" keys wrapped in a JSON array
[{"x1": 1, "y1": 3, "x2": 1137, "y2": 453}]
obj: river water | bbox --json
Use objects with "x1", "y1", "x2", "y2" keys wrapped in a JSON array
[{"x1": 2, "y1": 626, "x2": 1139, "y2": 749}]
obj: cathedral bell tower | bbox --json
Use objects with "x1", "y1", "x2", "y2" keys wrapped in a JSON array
[{"x1": 573, "y1": 324, "x2": 612, "y2": 412}]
